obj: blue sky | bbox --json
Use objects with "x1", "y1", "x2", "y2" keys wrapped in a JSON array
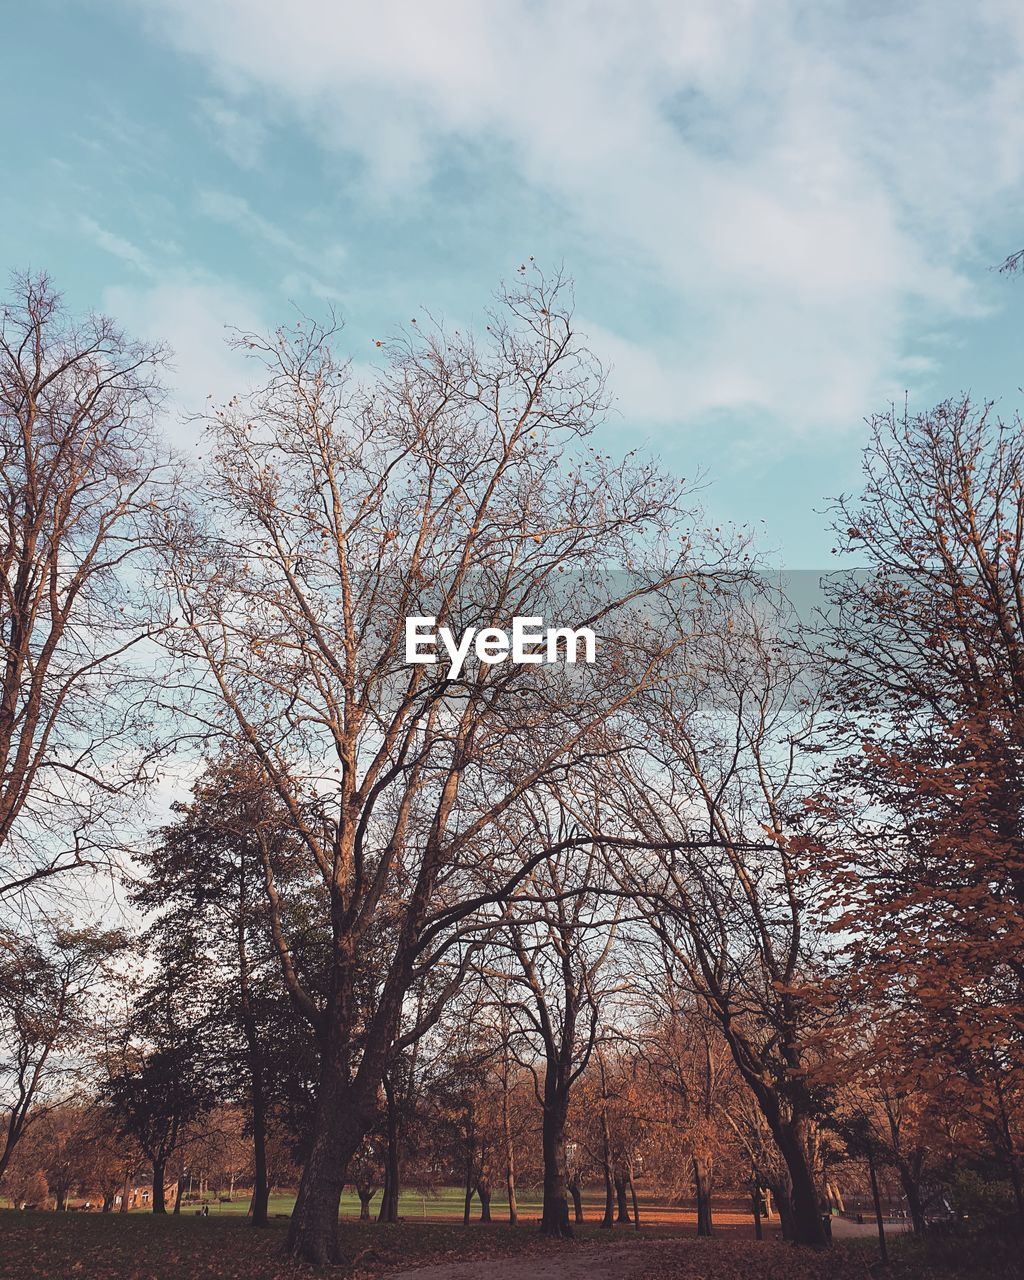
[{"x1": 5, "y1": 0, "x2": 1024, "y2": 565}]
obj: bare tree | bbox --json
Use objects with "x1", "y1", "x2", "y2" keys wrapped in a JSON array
[
  {"x1": 159, "y1": 269, "x2": 716, "y2": 1263},
  {"x1": 0, "y1": 272, "x2": 171, "y2": 912},
  {"x1": 496, "y1": 814, "x2": 624, "y2": 1238},
  {"x1": 605, "y1": 592, "x2": 835, "y2": 1246}
]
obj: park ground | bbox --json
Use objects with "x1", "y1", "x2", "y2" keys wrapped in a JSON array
[{"x1": 1, "y1": 1200, "x2": 1019, "y2": 1280}]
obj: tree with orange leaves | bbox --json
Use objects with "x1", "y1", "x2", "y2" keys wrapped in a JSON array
[{"x1": 814, "y1": 395, "x2": 1024, "y2": 1221}]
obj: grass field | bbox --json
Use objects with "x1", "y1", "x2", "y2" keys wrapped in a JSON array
[
  {"x1": 188, "y1": 1185, "x2": 735, "y2": 1224},
  {"x1": 1, "y1": 1186, "x2": 568, "y2": 1221},
  {"x1": 187, "y1": 1187, "x2": 542, "y2": 1220}
]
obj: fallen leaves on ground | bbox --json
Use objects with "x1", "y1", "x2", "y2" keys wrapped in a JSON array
[
  {"x1": 628, "y1": 1238, "x2": 870, "y2": 1280},
  {"x1": 0, "y1": 1211, "x2": 1007, "y2": 1280},
  {"x1": 0, "y1": 1214, "x2": 623, "y2": 1280}
]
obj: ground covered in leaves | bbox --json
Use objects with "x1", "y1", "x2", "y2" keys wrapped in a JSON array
[
  {"x1": 0, "y1": 1209, "x2": 1015, "y2": 1280},
  {"x1": 1, "y1": 1215, "x2": 593, "y2": 1280}
]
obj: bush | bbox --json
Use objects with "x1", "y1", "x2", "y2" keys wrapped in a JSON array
[{"x1": 945, "y1": 1169, "x2": 1018, "y2": 1233}]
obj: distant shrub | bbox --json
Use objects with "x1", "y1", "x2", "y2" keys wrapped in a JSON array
[{"x1": 945, "y1": 1169, "x2": 1017, "y2": 1233}]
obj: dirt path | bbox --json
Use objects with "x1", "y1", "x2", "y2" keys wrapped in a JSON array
[{"x1": 387, "y1": 1243, "x2": 644, "y2": 1280}]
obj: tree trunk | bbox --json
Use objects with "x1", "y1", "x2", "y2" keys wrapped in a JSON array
[
  {"x1": 377, "y1": 1072, "x2": 400, "y2": 1224},
  {"x1": 102, "y1": 1190, "x2": 114, "y2": 1213},
  {"x1": 601, "y1": 1161, "x2": 614, "y2": 1228},
  {"x1": 615, "y1": 1173, "x2": 631, "y2": 1224},
  {"x1": 152, "y1": 1159, "x2": 166, "y2": 1214},
  {"x1": 626, "y1": 1164, "x2": 640, "y2": 1231},
  {"x1": 378, "y1": 1158, "x2": 393, "y2": 1224},
  {"x1": 286, "y1": 1046, "x2": 372, "y2": 1266},
  {"x1": 539, "y1": 1075, "x2": 573, "y2": 1238},
  {"x1": 249, "y1": 1070, "x2": 270, "y2": 1228},
  {"x1": 693, "y1": 1155, "x2": 713, "y2": 1237},
  {"x1": 285, "y1": 945, "x2": 380, "y2": 1264},
  {"x1": 173, "y1": 1170, "x2": 184, "y2": 1215},
  {"x1": 867, "y1": 1149, "x2": 889, "y2": 1267},
  {"x1": 358, "y1": 1188, "x2": 373, "y2": 1221},
  {"x1": 463, "y1": 1160, "x2": 473, "y2": 1227},
  {"x1": 239, "y1": 938, "x2": 272, "y2": 1230},
  {"x1": 773, "y1": 1120, "x2": 827, "y2": 1247},
  {"x1": 897, "y1": 1163, "x2": 925, "y2": 1235},
  {"x1": 506, "y1": 1155, "x2": 518, "y2": 1226},
  {"x1": 717, "y1": 1017, "x2": 827, "y2": 1247},
  {"x1": 55, "y1": 1187, "x2": 67, "y2": 1211},
  {"x1": 477, "y1": 1180, "x2": 492, "y2": 1222},
  {"x1": 772, "y1": 1182, "x2": 793, "y2": 1241},
  {"x1": 596, "y1": 1085, "x2": 611, "y2": 1223},
  {"x1": 569, "y1": 1175, "x2": 583, "y2": 1224},
  {"x1": 502, "y1": 1069, "x2": 518, "y2": 1226}
]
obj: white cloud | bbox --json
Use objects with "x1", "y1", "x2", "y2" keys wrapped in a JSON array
[
  {"x1": 79, "y1": 216, "x2": 156, "y2": 276},
  {"x1": 279, "y1": 270, "x2": 346, "y2": 305},
  {"x1": 103, "y1": 274, "x2": 266, "y2": 449},
  {"x1": 196, "y1": 189, "x2": 347, "y2": 299},
  {"x1": 198, "y1": 190, "x2": 323, "y2": 265},
  {"x1": 133, "y1": 0, "x2": 1024, "y2": 431}
]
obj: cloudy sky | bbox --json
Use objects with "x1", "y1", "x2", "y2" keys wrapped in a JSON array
[{"x1": 6, "y1": 0, "x2": 1024, "y2": 563}]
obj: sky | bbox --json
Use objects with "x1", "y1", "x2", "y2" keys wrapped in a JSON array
[{"x1": 5, "y1": 0, "x2": 1024, "y2": 566}]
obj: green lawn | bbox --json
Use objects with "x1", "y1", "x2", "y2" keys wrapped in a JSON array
[
  {"x1": 175, "y1": 1186, "x2": 536, "y2": 1219},
  {"x1": 186, "y1": 1184, "x2": 714, "y2": 1221}
]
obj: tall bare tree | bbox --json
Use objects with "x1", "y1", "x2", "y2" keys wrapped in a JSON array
[
  {"x1": 160, "y1": 269, "x2": 719, "y2": 1263},
  {"x1": 0, "y1": 272, "x2": 170, "y2": 912}
]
